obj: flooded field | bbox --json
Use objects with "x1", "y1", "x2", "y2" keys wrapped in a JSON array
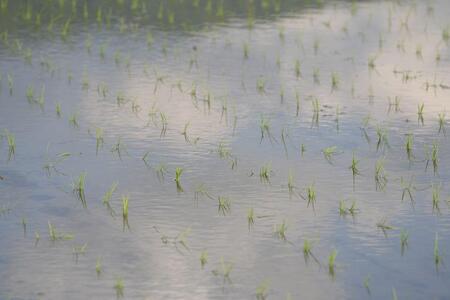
[{"x1": 1, "y1": 0, "x2": 450, "y2": 299}]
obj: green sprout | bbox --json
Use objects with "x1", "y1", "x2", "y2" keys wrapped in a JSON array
[
  {"x1": 405, "y1": 134, "x2": 414, "y2": 161},
  {"x1": 256, "y1": 280, "x2": 270, "y2": 300},
  {"x1": 322, "y1": 146, "x2": 338, "y2": 163},
  {"x1": 349, "y1": 153, "x2": 361, "y2": 186},
  {"x1": 274, "y1": 220, "x2": 287, "y2": 240},
  {"x1": 218, "y1": 196, "x2": 231, "y2": 215},
  {"x1": 328, "y1": 249, "x2": 338, "y2": 277},
  {"x1": 4, "y1": 129, "x2": 15, "y2": 160},
  {"x1": 434, "y1": 233, "x2": 442, "y2": 267},
  {"x1": 375, "y1": 159, "x2": 388, "y2": 191},
  {"x1": 417, "y1": 103, "x2": 424, "y2": 124},
  {"x1": 122, "y1": 195, "x2": 129, "y2": 230},
  {"x1": 259, "y1": 163, "x2": 272, "y2": 183},
  {"x1": 95, "y1": 128, "x2": 104, "y2": 155},
  {"x1": 247, "y1": 207, "x2": 254, "y2": 228},
  {"x1": 212, "y1": 257, "x2": 233, "y2": 283},
  {"x1": 400, "y1": 229, "x2": 409, "y2": 255},
  {"x1": 200, "y1": 250, "x2": 208, "y2": 268},
  {"x1": 175, "y1": 167, "x2": 183, "y2": 191},
  {"x1": 72, "y1": 172, "x2": 87, "y2": 208},
  {"x1": 114, "y1": 277, "x2": 124, "y2": 298}
]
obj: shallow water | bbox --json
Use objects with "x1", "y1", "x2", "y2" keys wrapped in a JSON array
[{"x1": 1, "y1": 0, "x2": 450, "y2": 299}]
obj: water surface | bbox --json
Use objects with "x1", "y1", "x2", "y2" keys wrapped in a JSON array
[{"x1": 1, "y1": 0, "x2": 450, "y2": 299}]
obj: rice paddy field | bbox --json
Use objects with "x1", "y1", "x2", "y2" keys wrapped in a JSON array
[{"x1": 1, "y1": 0, "x2": 450, "y2": 299}]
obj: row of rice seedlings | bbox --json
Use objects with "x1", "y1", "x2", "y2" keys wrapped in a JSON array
[{"x1": 3, "y1": 1, "x2": 448, "y2": 294}]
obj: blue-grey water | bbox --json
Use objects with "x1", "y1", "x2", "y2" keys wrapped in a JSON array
[{"x1": 1, "y1": 0, "x2": 450, "y2": 299}]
